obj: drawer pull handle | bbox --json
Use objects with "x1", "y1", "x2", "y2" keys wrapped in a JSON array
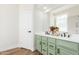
[
  {"x1": 57, "y1": 48, "x2": 60, "y2": 54},
  {"x1": 49, "y1": 53, "x2": 53, "y2": 55},
  {"x1": 40, "y1": 41, "x2": 42, "y2": 45},
  {"x1": 42, "y1": 42, "x2": 46, "y2": 45},
  {"x1": 42, "y1": 49, "x2": 46, "y2": 52},
  {"x1": 49, "y1": 45, "x2": 54, "y2": 48}
]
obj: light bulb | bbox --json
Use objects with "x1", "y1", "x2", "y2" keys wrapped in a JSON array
[{"x1": 43, "y1": 6, "x2": 47, "y2": 10}]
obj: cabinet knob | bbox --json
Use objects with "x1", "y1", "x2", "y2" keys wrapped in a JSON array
[{"x1": 28, "y1": 31, "x2": 31, "y2": 33}]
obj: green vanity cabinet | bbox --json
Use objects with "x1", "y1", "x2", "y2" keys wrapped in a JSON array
[
  {"x1": 48, "y1": 38, "x2": 56, "y2": 55},
  {"x1": 56, "y1": 39, "x2": 79, "y2": 55},
  {"x1": 41, "y1": 36, "x2": 56, "y2": 55},
  {"x1": 41, "y1": 36, "x2": 48, "y2": 55},
  {"x1": 35, "y1": 35, "x2": 79, "y2": 55},
  {"x1": 35, "y1": 35, "x2": 42, "y2": 52}
]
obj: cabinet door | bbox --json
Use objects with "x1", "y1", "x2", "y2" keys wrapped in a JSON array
[
  {"x1": 35, "y1": 35, "x2": 42, "y2": 52},
  {"x1": 57, "y1": 39, "x2": 79, "y2": 51},
  {"x1": 56, "y1": 46, "x2": 78, "y2": 55}
]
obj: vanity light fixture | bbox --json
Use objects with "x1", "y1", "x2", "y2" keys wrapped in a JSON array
[
  {"x1": 45, "y1": 9, "x2": 51, "y2": 13},
  {"x1": 43, "y1": 6, "x2": 51, "y2": 13},
  {"x1": 43, "y1": 6, "x2": 47, "y2": 10},
  {"x1": 44, "y1": 8, "x2": 52, "y2": 13}
]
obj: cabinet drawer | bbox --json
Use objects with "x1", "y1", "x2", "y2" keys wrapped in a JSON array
[
  {"x1": 48, "y1": 49, "x2": 55, "y2": 55},
  {"x1": 42, "y1": 41, "x2": 47, "y2": 47},
  {"x1": 48, "y1": 37, "x2": 55, "y2": 44},
  {"x1": 56, "y1": 46, "x2": 78, "y2": 55},
  {"x1": 48, "y1": 43, "x2": 55, "y2": 50},
  {"x1": 42, "y1": 36, "x2": 47, "y2": 41},
  {"x1": 42, "y1": 46, "x2": 47, "y2": 55},
  {"x1": 42, "y1": 36, "x2": 47, "y2": 47},
  {"x1": 57, "y1": 39, "x2": 78, "y2": 51}
]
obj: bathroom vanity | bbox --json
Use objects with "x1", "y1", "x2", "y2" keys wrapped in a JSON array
[
  {"x1": 34, "y1": 5, "x2": 79, "y2": 55},
  {"x1": 35, "y1": 32, "x2": 79, "y2": 55}
]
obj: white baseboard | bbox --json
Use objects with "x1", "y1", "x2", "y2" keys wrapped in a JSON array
[{"x1": 0, "y1": 45, "x2": 18, "y2": 52}]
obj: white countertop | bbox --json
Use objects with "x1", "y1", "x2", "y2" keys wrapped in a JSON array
[{"x1": 35, "y1": 32, "x2": 79, "y2": 43}]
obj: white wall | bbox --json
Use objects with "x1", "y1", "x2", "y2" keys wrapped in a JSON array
[
  {"x1": 19, "y1": 4, "x2": 34, "y2": 51},
  {"x1": 0, "y1": 4, "x2": 50, "y2": 51},
  {"x1": 34, "y1": 9, "x2": 50, "y2": 33},
  {"x1": 0, "y1": 4, "x2": 35, "y2": 51},
  {"x1": 0, "y1": 4, "x2": 19, "y2": 51}
]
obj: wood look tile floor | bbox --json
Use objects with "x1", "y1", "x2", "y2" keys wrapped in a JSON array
[{"x1": 0, "y1": 48, "x2": 42, "y2": 55}]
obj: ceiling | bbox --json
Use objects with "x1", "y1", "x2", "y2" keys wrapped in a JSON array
[{"x1": 35, "y1": 4, "x2": 74, "y2": 12}]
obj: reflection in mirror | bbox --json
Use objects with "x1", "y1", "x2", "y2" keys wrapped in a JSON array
[{"x1": 55, "y1": 14, "x2": 68, "y2": 32}]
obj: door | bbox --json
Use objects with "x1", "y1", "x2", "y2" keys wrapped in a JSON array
[{"x1": 19, "y1": 4, "x2": 34, "y2": 51}]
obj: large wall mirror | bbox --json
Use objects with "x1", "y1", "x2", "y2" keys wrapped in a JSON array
[{"x1": 50, "y1": 5, "x2": 79, "y2": 34}]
